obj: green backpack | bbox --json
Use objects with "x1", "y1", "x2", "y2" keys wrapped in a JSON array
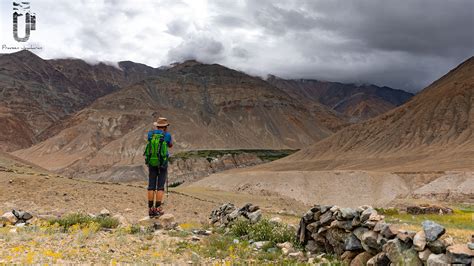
[{"x1": 144, "y1": 133, "x2": 168, "y2": 167}]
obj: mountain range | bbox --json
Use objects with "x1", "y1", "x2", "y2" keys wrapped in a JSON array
[{"x1": 2, "y1": 50, "x2": 414, "y2": 180}]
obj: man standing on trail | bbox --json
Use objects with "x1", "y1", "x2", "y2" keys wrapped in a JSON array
[{"x1": 144, "y1": 117, "x2": 173, "y2": 217}]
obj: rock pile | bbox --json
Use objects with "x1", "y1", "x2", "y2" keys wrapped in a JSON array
[
  {"x1": 406, "y1": 205, "x2": 453, "y2": 215},
  {"x1": 298, "y1": 204, "x2": 473, "y2": 265},
  {"x1": 1, "y1": 210, "x2": 33, "y2": 226},
  {"x1": 209, "y1": 203, "x2": 262, "y2": 226}
]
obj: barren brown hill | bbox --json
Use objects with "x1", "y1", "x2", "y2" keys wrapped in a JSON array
[
  {"x1": 263, "y1": 56, "x2": 474, "y2": 172},
  {"x1": 0, "y1": 51, "x2": 161, "y2": 151},
  {"x1": 13, "y1": 60, "x2": 345, "y2": 180},
  {"x1": 267, "y1": 76, "x2": 414, "y2": 122},
  {"x1": 189, "y1": 57, "x2": 474, "y2": 207}
]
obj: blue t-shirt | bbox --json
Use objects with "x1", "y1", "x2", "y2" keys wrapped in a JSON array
[{"x1": 147, "y1": 130, "x2": 172, "y2": 146}]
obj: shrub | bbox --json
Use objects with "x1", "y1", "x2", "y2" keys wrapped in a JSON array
[
  {"x1": 50, "y1": 213, "x2": 119, "y2": 230},
  {"x1": 230, "y1": 219, "x2": 298, "y2": 248}
]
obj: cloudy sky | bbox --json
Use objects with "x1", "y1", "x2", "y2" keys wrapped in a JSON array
[{"x1": 1, "y1": 0, "x2": 473, "y2": 91}]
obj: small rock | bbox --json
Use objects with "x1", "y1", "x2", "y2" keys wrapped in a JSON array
[
  {"x1": 427, "y1": 253, "x2": 449, "y2": 266},
  {"x1": 422, "y1": 220, "x2": 445, "y2": 242},
  {"x1": 159, "y1": 213, "x2": 176, "y2": 229},
  {"x1": 427, "y1": 239, "x2": 446, "y2": 254},
  {"x1": 253, "y1": 241, "x2": 269, "y2": 250},
  {"x1": 247, "y1": 209, "x2": 262, "y2": 224},
  {"x1": 305, "y1": 240, "x2": 318, "y2": 253},
  {"x1": 446, "y1": 244, "x2": 474, "y2": 264},
  {"x1": 112, "y1": 214, "x2": 129, "y2": 227},
  {"x1": 303, "y1": 210, "x2": 314, "y2": 222},
  {"x1": 468, "y1": 242, "x2": 474, "y2": 250},
  {"x1": 339, "y1": 208, "x2": 358, "y2": 220},
  {"x1": 191, "y1": 236, "x2": 201, "y2": 242},
  {"x1": 366, "y1": 252, "x2": 390, "y2": 266},
  {"x1": 1, "y1": 212, "x2": 17, "y2": 225},
  {"x1": 8, "y1": 180, "x2": 13, "y2": 184},
  {"x1": 124, "y1": 208, "x2": 132, "y2": 213},
  {"x1": 397, "y1": 230, "x2": 416, "y2": 243},
  {"x1": 341, "y1": 251, "x2": 359, "y2": 265},
  {"x1": 15, "y1": 222, "x2": 26, "y2": 227},
  {"x1": 350, "y1": 251, "x2": 373, "y2": 266},
  {"x1": 381, "y1": 224, "x2": 399, "y2": 239},
  {"x1": 353, "y1": 227, "x2": 369, "y2": 241},
  {"x1": 320, "y1": 205, "x2": 332, "y2": 214},
  {"x1": 306, "y1": 221, "x2": 320, "y2": 232},
  {"x1": 99, "y1": 208, "x2": 111, "y2": 217},
  {"x1": 373, "y1": 221, "x2": 388, "y2": 232},
  {"x1": 319, "y1": 211, "x2": 334, "y2": 225},
  {"x1": 269, "y1": 217, "x2": 282, "y2": 224},
  {"x1": 344, "y1": 233, "x2": 363, "y2": 251},
  {"x1": 361, "y1": 230, "x2": 382, "y2": 254},
  {"x1": 413, "y1": 231, "x2": 427, "y2": 251},
  {"x1": 288, "y1": 251, "x2": 304, "y2": 259},
  {"x1": 360, "y1": 208, "x2": 377, "y2": 222},
  {"x1": 418, "y1": 248, "x2": 432, "y2": 261}
]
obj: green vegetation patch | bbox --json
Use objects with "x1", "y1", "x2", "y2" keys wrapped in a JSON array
[
  {"x1": 384, "y1": 208, "x2": 474, "y2": 230},
  {"x1": 171, "y1": 149, "x2": 298, "y2": 163},
  {"x1": 230, "y1": 218, "x2": 300, "y2": 248},
  {"x1": 50, "y1": 213, "x2": 119, "y2": 230}
]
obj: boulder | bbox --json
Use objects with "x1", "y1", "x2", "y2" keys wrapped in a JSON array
[
  {"x1": 397, "y1": 230, "x2": 416, "y2": 243},
  {"x1": 418, "y1": 248, "x2": 432, "y2": 262},
  {"x1": 341, "y1": 251, "x2": 360, "y2": 265},
  {"x1": 427, "y1": 239, "x2": 446, "y2": 254},
  {"x1": 353, "y1": 227, "x2": 369, "y2": 241},
  {"x1": 326, "y1": 227, "x2": 350, "y2": 256},
  {"x1": 383, "y1": 239, "x2": 422, "y2": 265},
  {"x1": 1, "y1": 212, "x2": 17, "y2": 225},
  {"x1": 319, "y1": 211, "x2": 334, "y2": 226},
  {"x1": 381, "y1": 224, "x2": 399, "y2": 239},
  {"x1": 361, "y1": 231, "x2": 382, "y2": 254},
  {"x1": 366, "y1": 252, "x2": 390, "y2": 266},
  {"x1": 332, "y1": 220, "x2": 353, "y2": 231},
  {"x1": 413, "y1": 231, "x2": 427, "y2": 251},
  {"x1": 303, "y1": 210, "x2": 314, "y2": 222},
  {"x1": 446, "y1": 244, "x2": 474, "y2": 264},
  {"x1": 339, "y1": 208, "x2": 358, "y2": 220},
  {"x1": 422, "y1": 220, "x2": 445, "y2": 242},
  {"x1": 360, "y1": 208, "x2": 377, "y2": 222},
  {"x1": 159, "y1": 213, "x2": 177, "y2": 230},
  {"x1": 350, "y1": 251, "x2": 373, "y2": 266},
  {"x1": 306, "y1": 221, "x2": 320, "y2": 233},
  {"x1": 247, "y1": 210, "x2": 262, "y2": 224},
  {"x1": 427, "y1": 253, "x2": 449, "y2": 266},
  {"x1": 373, "y1": 222, "x2": 388, "y2": 232},
  {"x1": 344, "y1": 234, "x2": 363, "y2": 251}
]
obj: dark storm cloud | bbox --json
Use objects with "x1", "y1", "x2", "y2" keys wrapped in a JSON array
[
  {"x1": 21, "y1": 0, "x2": 473, "y2": 92},
  {"x1": 202, "y1": 0, "x2": 474, "y2": 91}
]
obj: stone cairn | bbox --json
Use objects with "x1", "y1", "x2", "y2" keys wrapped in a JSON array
[
  {"x1": 209, "y1": 203, "x2": 262, "y2": 227},
  {"x1": 298, "y1": 204, "x2": 473, "y2": 265}
]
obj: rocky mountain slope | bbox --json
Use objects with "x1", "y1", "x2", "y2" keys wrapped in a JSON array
[
  {"x1": 265, "y1": 56, "x2": 474, "y2": 172},
  {"x1": 0, "y1": 51, "x2": 161, "y2": 151},
  {"x1": 267, "y1": 76, "x2": 414, "y2": 122},
  {"x1": 189, "y1": 56, "x2": 474, "y2": 206},
  {"x1": 13, "y1": 60, "x2": 345, "y2": 179}
]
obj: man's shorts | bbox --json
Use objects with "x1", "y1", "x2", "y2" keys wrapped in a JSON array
[{"x1": 148, "y1": 165, "x2": 168, "y2": 191}]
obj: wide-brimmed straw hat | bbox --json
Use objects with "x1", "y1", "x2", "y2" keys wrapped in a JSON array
[{"x1": 153, "y1": 117, "x2": 170, "y2": 127}]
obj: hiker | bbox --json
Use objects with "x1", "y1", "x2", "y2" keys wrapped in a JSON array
[{"x1": 144, "y1": 117, "x2": 173, "y2": 217}]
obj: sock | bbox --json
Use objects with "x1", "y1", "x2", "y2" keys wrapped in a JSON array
[
  {"x1": 155, "y1": 201, "x2": 161, "y2": 208},
  {"x1": 148, "y1": 201, "x2": 154, "y2": 208}
]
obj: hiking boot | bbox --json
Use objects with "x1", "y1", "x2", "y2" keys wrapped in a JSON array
[
  {"x1": 148, "y1": 208, "x2": 156, "y2": 218},
  {"x1": 155, "y1": 206, "x2": 164, "y2": 216}
]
